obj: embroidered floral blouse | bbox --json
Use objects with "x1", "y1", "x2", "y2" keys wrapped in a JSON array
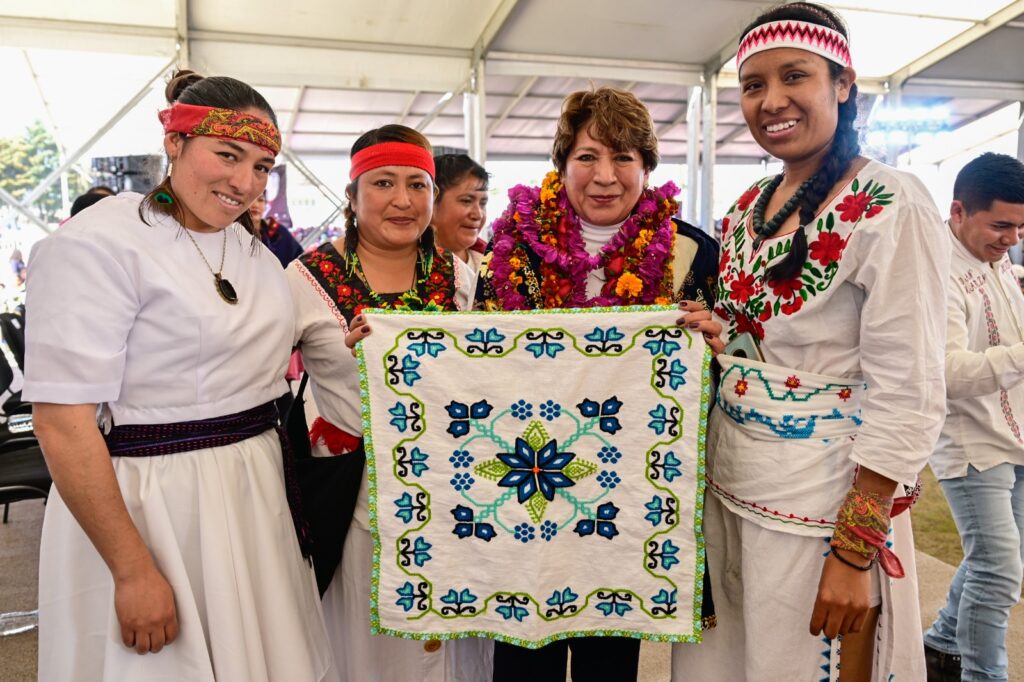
[
  {"x1": 932, "y1": 227, "x2": 1024, "y2": 479},
  {"x1": 714, "y1": 160, "x2": 951, "y2": 486}
]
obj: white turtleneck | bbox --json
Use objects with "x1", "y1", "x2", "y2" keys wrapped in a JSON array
[{"x1": 579, "y1": 218, "x2": 626, "y2": 298}]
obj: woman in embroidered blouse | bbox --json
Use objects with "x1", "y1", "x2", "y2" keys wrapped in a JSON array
[
  {"x1": 25, "y1": 71, "x2": 333, "y2": 681},
  {"x1": 673, "y1": 3, "x2": 949, "y2": 681},
  {"x1": 475, "y1": 86, "x2": 718, "y2": 682},
  {"x1": 287, "y1": 124, "x2": 492, "y2": 682},
  {"x1": 433, "y1": 153, "x2": 489, "y2": 273}
]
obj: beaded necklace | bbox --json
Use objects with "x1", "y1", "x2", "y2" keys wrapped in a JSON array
[{"x1": 750, "y1": 173, "x2": 819, "y2": 250}]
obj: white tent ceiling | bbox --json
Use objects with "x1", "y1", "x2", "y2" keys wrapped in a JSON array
[{"x1": 0, "y1": 0, "x2": 1022, "y2": 164}]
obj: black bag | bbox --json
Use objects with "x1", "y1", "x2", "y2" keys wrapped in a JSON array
[{"x1": 288, "y1": 373, "x2": 365, "y2": 597}]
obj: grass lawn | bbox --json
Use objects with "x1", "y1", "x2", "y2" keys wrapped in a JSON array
[{"x1": 911, "y1": 466, "x2": 964, "y2": 567}]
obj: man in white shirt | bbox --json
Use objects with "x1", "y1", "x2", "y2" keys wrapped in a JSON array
[{"x1": 925, "y1": 153, "x2": 1024, "y2": 682}]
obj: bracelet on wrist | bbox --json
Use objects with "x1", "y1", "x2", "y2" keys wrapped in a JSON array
[{"x1": 829, "y1": 547, "x2": 874, "y2": 571}]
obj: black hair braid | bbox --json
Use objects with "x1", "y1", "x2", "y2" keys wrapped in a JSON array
[{"x1": 765, "y1": 83, "x2": 860, "y2": 283}]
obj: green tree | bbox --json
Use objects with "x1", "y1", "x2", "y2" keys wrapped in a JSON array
[{"x1": 0, "y1": 120, "x2": 87, "y2": 222}]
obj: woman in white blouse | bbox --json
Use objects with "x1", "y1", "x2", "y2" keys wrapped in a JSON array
[
  {"x1": 675, "y1": 3, "x2": 949, "y2": 681},
  {"x1": 25, "y1": 71, "x2": 332, "y2": 681}
]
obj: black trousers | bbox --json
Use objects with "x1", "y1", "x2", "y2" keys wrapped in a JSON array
[{"x1": 492, "y1": 636, "x2": 640, "y2": 682}]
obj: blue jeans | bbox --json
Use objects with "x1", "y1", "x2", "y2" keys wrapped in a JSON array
[{"x1": 924, "y1": 463, "x2": 1024, "y2": 681}]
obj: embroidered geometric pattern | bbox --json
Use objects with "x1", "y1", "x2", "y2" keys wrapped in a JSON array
[
  {"x1": 357, "y1": 307, "x2": 710, "y2": 647},
  {"x1": 978, "y1": 284, "x2": 1024, "y2": 444},
  {"x1": 737, "y1": 19, "x2": 851, "y2": 69}
]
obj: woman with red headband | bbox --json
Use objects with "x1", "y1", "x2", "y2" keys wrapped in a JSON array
[
  {"x1": 288, "y1": 124, "x2": 492, "y2": 681},
  {"x1": 24, "y1": 71, "x2": 333, "y2": 680},
  {"x1": 672, "y1": 3, "x2": 948, "y2": 680}
]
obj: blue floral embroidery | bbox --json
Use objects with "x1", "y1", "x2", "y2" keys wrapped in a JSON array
[
  {"x1": 544, "y1": 587, "x2": 579, "y2": 617},
  {"x1": 650, "y1": 450, "x2": 683, "y2": 482},
  {"x1": 450, "y1": 472, "x2": 475, "y2": 492},
  {"x1": 595, "y1": 590, "x2": 633, "y2": 617},
  {"x1": 540, "y1": 520, "x2": 558, "y2": 541},
  {"x1": 449, "y1": 449, "x2": 474, "y2": 469},
  {"x1": 406, "y1": 330, "x2": 447, "y2": 358},
  {"x1": 396, "y1": 581, "x2": 428, "y2": 612},
  {"x1": 647, "y1": 538, "x2": 680, "y2": 570},
  {"x1": 574, "y1": 501, "x2": 620, "y2": 539},
  {"x1": 596, "y1": 470, "x2": 621, "y2": 489},
  {"x1": 643, "y1": 495, "x2": 678, "y2": 527},
  {"x1": 510, "y1": 400, "x2": 533, "y2": 420},
  {"x1": 651, "y1": 588, "x2": 678, "y2": 616},
  {"x1": 583, "y1": 326, "x2": 625, "y2": 353},
  {"x1": 438, "y1": 588, "x2": 478, "y2": 615},
  {"x1": 388, "y1": 401, "x2": 422, "y2": 433},
  {"x1": 539, "y1": 400, "x2": 562, "y2": 421},
  {"x1": 513, "y1": 522, "x2": 536, "y2": 543},
  {"x1": 385, "y1": 353, "x2": 422, "y2": 387},
  {"x1": 597, "y1": 445, "x2": 622, "y2": 464},
  {"x1": 451, "y1": 505, "x2": 496, "y2": 541},
  {"x1": 577, "y1": 396, "x2": 624, "y2": 434},
  {"x1": 497, "y1": 437, "x2": 575, "y2": 502},
  {"x1": 524, "y1": 330, "x2": 566, "y2": 358},
  {"x1": 642, "y1": 328, "x2": 684, "y2": 357},
  {"x1": 398, "y1": 536, "x2": 432, "y2": 567},
  {"x1": 495, "y1": 594, "x2": 530, "y2": 621},
  {"x1": 465, "y1": 327, "x2": 506, "y2": 355},
  {"x1": 396, "y1": 446, "x2": 429, "y2": 478},
  {"x1": 393, "y1": 491, "x2": 427, "y2": 524},
  {"x1": 654, "y1": 358, "x2": 689, "y2": 390},
  {"x1": 647, "y1": 404, "x2": 681, "y2": 437},
  {"x1": 445, "y1": 400, "x2": 494, "y2": 438}
]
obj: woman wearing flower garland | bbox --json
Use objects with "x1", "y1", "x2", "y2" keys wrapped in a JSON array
[
  {"x1": 672, "y1": 3, "x2": 949, "y2": 680},
  {"x1": 476, "y1": 87, "x2": 718, "y2": 682},
  {"x1": 25, "y1": 70, "x2": 333, "y2": 681},
  {"x1": 287, "y1": 124, "x2": 492, "y2": 682}
]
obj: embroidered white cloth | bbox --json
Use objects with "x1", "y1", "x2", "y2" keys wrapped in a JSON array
[{"x1": 357, "y1": 306, "x2": 710, "y2": 648}]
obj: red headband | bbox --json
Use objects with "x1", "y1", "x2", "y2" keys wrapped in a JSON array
[
  {"x1": 349, "y1": 142, "x2": 435, "y2": 181},
  {"x1": 158, "y1": 103, "x2": 281, "y2": 155},
  {"x1": 737, "y1": 19, "x2": 852, "y2": 70}
]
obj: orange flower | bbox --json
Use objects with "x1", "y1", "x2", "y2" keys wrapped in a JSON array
[
  {"x1": 513, "y1": 211, "x2": 521, "y2": 223},
  {"x1": 509, "y1": 256, "x2": 523, "y2": 269},
  {"x1": 614, "y1": 272, "x2": 644, "y2": 297},
  {"x1": 633, "y1": 229, "x2": 654, "y2": 249},
  {"x1": 654, "y1": 296, "x2": 671, "y2": 305}
]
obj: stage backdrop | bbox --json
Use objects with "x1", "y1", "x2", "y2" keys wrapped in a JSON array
[{"x1": 357, "y1": 306, "x2": 710, "y2": 648}]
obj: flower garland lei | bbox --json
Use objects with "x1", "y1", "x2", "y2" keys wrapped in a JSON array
[{"x1": 488, "y1": 171, "x2": 680, "y2": 309}]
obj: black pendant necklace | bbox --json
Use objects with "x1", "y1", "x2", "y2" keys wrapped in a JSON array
[
  {"x1": 750, "y1": 173, "x2": 818, "y2": 251},
  {"x1": 185, "y1": 227, "x2": 239, "y2": 305}
]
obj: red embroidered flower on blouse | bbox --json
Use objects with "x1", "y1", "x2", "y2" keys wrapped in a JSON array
[
  {"x1": 734, "y1": 379, "x2": 749, "y2": 397},
  {"x1": 865, "y1": 204, "x2": 884, "y2": 219},
  {"x1": 836, "y1": 192, "x2": 872, "y2": 222},
  {"x1": 729, "y1": 271, "x2": 757, "y2": 303},
  {"x1": 780, "y1": 296, "x2": 803, "y2": 315},
  {"x1": 734, "y1": 312, "x2": 765, "y2": 340},
  {"x1": 319, "y1": 260, "x2": 336, "y2": 274},
  {"x1": 769, "y1": 276, "x2": 802, "y2": 299},
  {"x1": 838, "y1": 387, "x2": 853, "y2": 402},
  {"x1": 785, "y1": 375, "x2": 801, "y2": 389},
  {"x1": 808, "y1": 232, "x2": 846, "y2": 266},
  {"x1": 737, "y1": 186, "x2": 761, "y2": 212}
]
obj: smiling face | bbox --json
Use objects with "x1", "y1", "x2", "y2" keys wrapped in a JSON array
[
  {"x1": 164, "y1": 110, "x2": 276, "y2": 232},
  {"x1": 563, "y1": 126, "x2": 648, "y2": 226},
  {"x1": 350, "y1": 165, "x2": 434, "y2": 251},
  {"x1": 433, "y1": 174, "x2": 488, "y2": 254},
  {"x1": 951, "y1": 199, "x2": 1024, "y2": 263},
  {"x1": 739, "y1": 47, "x2": 854, "y2": 169}
]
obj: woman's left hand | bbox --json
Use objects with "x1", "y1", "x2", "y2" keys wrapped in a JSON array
[
  {"x1": 676, "y1": 301, "x2": 725, "y2": 354},
  {"x1": 809, "y1": 550, "x2": 872, "y2": 638}
]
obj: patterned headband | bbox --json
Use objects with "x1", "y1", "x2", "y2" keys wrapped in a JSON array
[
  {"x1": 737, "y1": 19, "x2": 852, "y2": 70},
  {"x1": 349, "y1": 142, "x2": 436, "y2": 181},
  {"x1": 158, "y1": 103, "x2": 281, "y2": 155}
]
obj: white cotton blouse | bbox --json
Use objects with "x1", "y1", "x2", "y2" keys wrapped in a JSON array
[
  {"x1": 932, "y1": 228, "x2": 1024, "y2": 479},
  {"x1": 714, "y1": 160, "x2": 951, "y2": 486},
  {"x1": 23, "y1": 193, "x2": 291, "y2": 424}
]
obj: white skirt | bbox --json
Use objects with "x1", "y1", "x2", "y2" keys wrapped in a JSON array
[
  {"x1": 323, "y1": 523, "x2": 494, "y2": 682},
  {"x1": 38, "y1": 430, "x2": 335, "y2": 682},
  {"x1": 670, "y1": 494, "x2": 925, "y2": 681}
]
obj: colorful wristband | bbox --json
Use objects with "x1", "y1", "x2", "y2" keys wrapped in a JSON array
[{"x1": 830, "y1": 487, "x2": 905, "y2": 579}]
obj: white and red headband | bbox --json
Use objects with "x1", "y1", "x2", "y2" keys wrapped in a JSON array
[{"x1": 737, "y1": 19, "x2": 852, "y2": 70}]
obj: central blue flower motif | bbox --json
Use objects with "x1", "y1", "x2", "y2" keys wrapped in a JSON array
[{"x1": 497, "y1": 437, "x2": 576, "y2": 503}]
